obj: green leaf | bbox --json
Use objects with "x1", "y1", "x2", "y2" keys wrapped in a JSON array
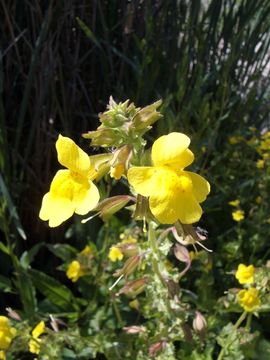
[
  {"x1": 76, "y1": 17, "x2": 101, "y2": 48},
  {"x1": 46, "y1": 243, "x2": 77, "y2": 262},
  {"x1": 0, "y1": 274, "x2": 12, "y2": 292},
  {"x1": 0, "y1": 173, "x2": 26, "y2": 240},
  {"x1": 15, "y1": 267, "x2": 37, "y2": 316},
  {"x1": 20, "y1": 242, "x2": 44, "y2": 269},
  {"x1": 29, "y1": 269, "x2": 78, "y2": 311}
]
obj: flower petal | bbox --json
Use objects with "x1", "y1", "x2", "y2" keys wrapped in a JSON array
[
  {"x1": 39, "y1": 192, "x2": 74, "y2": 227},
  {"x1": 186, "y1": 172, "x2": 210, "y2": 203},
  {"x1": 73, "y1": 180, "x2": 100, "y2": 215},
  {"x1": 56, "y1": 135, "x2": 91, "y2": 175},
  {"x1": 127, "y1": 167, "x2": 158, "y2": 196},
  {"x1": 148, "y1": 169, "x2": 203, "y2": 224},
  {"x1": 151, "y1": 133, "x2": 193, "y2": 168},
  {"x1": 39, "y1": 170, "x2": 100, "y2": 226}
]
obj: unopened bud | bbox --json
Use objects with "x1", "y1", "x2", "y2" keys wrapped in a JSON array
[
  {"x1": 117, "y1": 243, "x2": 139, "y2": 258},
  {"x1": 82, "y1": 128, "x2": 118, "y2": 147},
  {"x1": 6, "y1": 308, "x2": 21, "y2": 321},
  {"x1": 118, "y1": 277, "x2": 148, "y2": 297},
  {"x1": 149, "y1": 340, "x2": 167, "y2": 357},
  {"x1": 123, "y1": 325, "x2": 146, "y2": 334},
  {"x1": 95, "y1": 195, "x2": 134, "y2": 221},
  {"x1": 193, "y1": 311, "x2": 207, "y2": 339},
  {"x1": 132, "y1": 100, "x2": 162, "y2": 130},
  {"x1": 114, "y1": 254, "x2": 141, "y2": 278}
]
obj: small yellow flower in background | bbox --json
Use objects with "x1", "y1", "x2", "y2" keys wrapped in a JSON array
[
  {"x1": 262, "y1": 153, "x2": 269, "y2": 160},
  {"x1": 39, "y1": 135, "x2": 100, "y2": 227},
  {"x1": 29, "y1": 321, "x2": 45, "y2": 355},
  {"x1": 237, "y1": 288, "x2": 260, "y2": 312},
  {"x1": 79, "y1": 245, "x2": 92, "y2": 256},
  {"x1": 255, "y1": 196, "x2": 262, "y2": 204},
  {"x1": 66, "y1": 260, "x2": 87, "y2": 282},
  {"x1": 0, "y1": 351, "x2": 5, "y2": 360},
  {"x1": 121, "y1": 236, "x2": 137, "y2": 244},
  {"x1": 229, "y1": 136, "x2": 242, "y2": 145},
  {"x1": 259, "y1": 138, "x2": 270, "y2": 151},
  {"x1": 232, "y1": 209, "x2": 245, "y2": 222},
  {"x1": 128, "y1": 133, "x2": 210, "y2": 224},
  {"x1": 110, "y1": 163, "x2": 125, "y2": 180},
  {"x1": 235, "y1": 264, "x2": 254, "y2": 284},
  {"x1": 108, "y1": 246, "x2": 123, "y2": 262},
  {"x1": 256, "y1": 159, "x2": 265, "y2": 169},
  {"x1": 0, "y1": 316, "x2": 16, "y2": 351},
  {"x1": 228, "y1": 199, "x2": 240, "y2": 207}
]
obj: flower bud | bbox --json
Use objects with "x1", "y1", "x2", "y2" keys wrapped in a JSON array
[
  {"x1": 117, "y1": 243, "x2": 139, "y2": 258},
  {"x1": 95, "y1": 195, "x2": 134, "y2": 220},
  {"x1": 149, "y1": 340, "x2": 167, "y2": 357},
  {"x1": 132, "y1": 100, "x2": 162, "y2": 130},
  {"x1": 193, "y1": 311, "x2": 207, "y2": 339},
  {"x1": 123, "y1": 325, "x2": 146, "y2": 334},
  {"x1": 114, "y1": 254, "x2": 141, "y2": 278},
  {"x1": 117, "y1": 277, "x2": 148, "y2": 297},
  {"x1": 82, "y1": 128, "x2": 119, "y2": 147}
]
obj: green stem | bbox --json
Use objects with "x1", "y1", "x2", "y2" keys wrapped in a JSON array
[
  {"x1": 217, "y1": 311, "x2": 247, "y2": 360},
  {"x1": 245, "y1": 312, "x2": 252, "y2": 331},
  {"x1": 148, "y1": 221, "x2": 174, "y2": 317},
  {"x1": 112, "y1": 298, "x2": 124, "y2": 327}
]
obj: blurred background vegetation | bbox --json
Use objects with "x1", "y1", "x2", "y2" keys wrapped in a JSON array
[{"x1": 1, "y1": 0, "x2": 270, "y2": 356}]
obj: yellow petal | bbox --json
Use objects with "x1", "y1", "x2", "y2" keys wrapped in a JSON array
[
  {"x1": 151, "y1": 133, "x2": 192, "y2": 168},
  {"x1": 148, "y1": 169, "x2": 203, "y2": 224},
  {"x1": 127, "y1": 167, "x2": 158, "y2": 196},
  {"x1": 186, "y1": 172, "x2": 210, "y2": 203},
  {"x1": 73, "y1": 180, "x2": 100, "y2": 215},
  {"x1": 39, "y1": 170, "x2": 99, "y2": 226},
  {"x1": 32, "y1": 321, "x2": 45, "y2": 339},
  {"x1": 39, "y1": 192, "x2": 74, "y2": 227},
  {"x1": 56, "y1": 135, "x2": 91, "y2": 175},
  {"x1": 176, "y1": 194, "x2": 203, "y2": 224}
]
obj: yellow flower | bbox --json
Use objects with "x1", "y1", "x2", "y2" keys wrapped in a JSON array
[
  {"x1": 0, "y1": 316, "x2": 16, "y2": 350},
  {"x1": 255, "y1": 196, "x2": 262, "y2": 204},
  {"x1": 237, "y1": 288, "x2": 260, "y2": 312},
  {"x1": 121, "y1": 236, "x2": 137, "y2": 244},
  {"x1": 108, "y1": 246, "x2": 124, "y2": 262},
  {"x1": 256, "y1": 159, "x2": 264, "y2": 169},
  {"x1": 127, "y1": 133, "x2": 210, "y2": 224},
  {"x1": 235, "y1": 264, "x2": 254, "y2": 284},
  {"x1": 39, "y1": 135, "x2": 100, "y2": 227},
  {"x1": 0, "y1": 351, "x2": 5, "y2": 360},
  {"x1": 259, "y1": 138, "x2": 270, "y2": 151},
  {"x1": 228, "y1": 199, "x2": 240, "y2": 207},
  {"x1": 79, "y1": 245, "x2": 92, "y2": 256},
  {"x1": 29, "y1": 321, "x2": 45, "y2": 355},
  {"x1": 229, "y1": 136, "x2": 242, "y2": 145},
  {"x1": 66, "y1": 260, "x2": 86, "y2": 282},
  {"x1": 232, "y1": 210, "x2": 245, "y2": 222},
  {"x1": 110, "y1": 163, "x2": 125, "y2": 180}
]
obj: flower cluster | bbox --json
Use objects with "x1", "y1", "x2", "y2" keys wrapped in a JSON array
[
  {"x1": 235, "y1": 264, "x2": 260, "y2": 312},
  {"x1": 0, "y1": 316, "x2": 16, "y2": 359},
  {"x1": 229, "y1": 199, "x2": 245, "y2": 222},
  {"x1": 29, "y1": 321, "x2": 45, "y2": 355}
]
